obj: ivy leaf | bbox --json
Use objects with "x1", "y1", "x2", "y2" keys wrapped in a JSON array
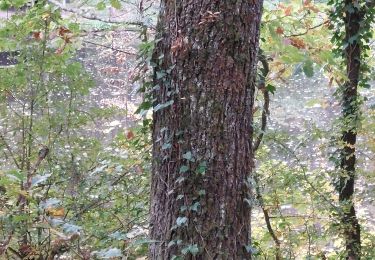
[
  {"x1": 266, "y1": 84, "x2": 276, "y2": 94},
  {"x1": 136, "y1": 101, "x2": 152, "y2": 114},
  {"x1": 182, "y1": 151, "x2": 195, "y2": 162},
  {"x1": 156, "y1": 71, "x2": 166, "y2": 79},
  {"x1": 245, "y1": 245, "x2": 258, "y2": 254},
  {"x1": 176, "y1": 216, "x2": 188, "y2": 226},
  {"x1": 181, "y1": 244, "x2": 199, "y2": 256},
  {"x1": 162, "y1": 143, "x2": 172, "y2": 150},
  {"x1": 154, "y1": 100, "x2": 174, "y2": 112},
  {"x1": 168, "y1": 239, "x2": 182, "y2": 248},
  {"x1": 168, "y1": 241, "x2": 176, "y2": 248},
  {"x1": 190, "y1": 202, "x2": 200, "y2": 212},
  {"x1": 179, "y1": 165, "x2": 189, "y2": 173},
  {"x1": 348, "y1": 34, "x2": 358, "y2": 44}
]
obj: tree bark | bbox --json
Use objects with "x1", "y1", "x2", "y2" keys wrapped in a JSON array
[
  {"x1": 338, "y1": 1, "x2": 362, "y2": 259},
  {"x1": 149, "y1": 1, "x2": 263, "y2": 259}
]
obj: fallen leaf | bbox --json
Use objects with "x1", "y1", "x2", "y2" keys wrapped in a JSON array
[
  {"x1": 284, "y1": 6, "x2": 292, "y2": 16},
  {"x1": 47, "y1": 207, "x2": 65, "y2": 217},
  {"x1": 33, "y1": 32, "x2": 42, "y2": 40},
  {"x1": 126, "y1": 131, "x2": 135, "y2": 140},
  {"x1": 276, "y1": 27, "x2": 284, "y2": 35}
]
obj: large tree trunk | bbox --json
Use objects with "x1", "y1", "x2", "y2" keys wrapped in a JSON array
[
  {"x1": 149, "y1": 1, "x2": 263, "y2": 259},
  {"x1": 338, "y1": 0, "x2": 362, "y2": 258}
]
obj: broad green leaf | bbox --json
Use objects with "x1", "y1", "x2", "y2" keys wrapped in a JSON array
[
  {"x1": 266, "y1": 84, "x2": 276, "y2": 94},
  {"x1": 110, "y1": 0, "x2": 121, "y2": 9},
  {"x1": 303, "y1": 59, "x2": 314, "y2": 78},
  {"x1": 96, "y1": 1, "x2": 106, "y2": 10}
]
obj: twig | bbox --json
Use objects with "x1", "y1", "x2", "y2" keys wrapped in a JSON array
[
  {"x1": 253, "y1": 49, "x2": 270, "y2": 152},
  {"x1": 83, "y1": 40, "x2": 137, "y2": 56},
  {"x1": 17, "y1": 147, "x2": 50, "y2": 207},
  {"x1": 284, "y1": 20, "x2": 328, "y2": 38}
]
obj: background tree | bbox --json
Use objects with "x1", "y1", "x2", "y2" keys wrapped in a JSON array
[
  {"x1": 149, "y1": 1, "x2": 263, "y2": 259},
  {"x1": 329, "y1": 0, "x2": 374, "y2": 258}
]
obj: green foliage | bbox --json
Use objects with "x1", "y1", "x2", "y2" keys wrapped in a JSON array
[
  {"x1": 0, "y1": 0, "x2": 373, "y2": 259},
  {"x1": 0, "y1": 4, "x2": 150, "y2": 259},
  {"x1": 328, "y1": 0, "x2": 374, "y2": 88}
]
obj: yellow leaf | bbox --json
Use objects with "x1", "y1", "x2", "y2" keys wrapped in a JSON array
[
  {"x1": 47, "y1": 207, "x2": 65, "y2": 217},
  {"x1": 42, "y1": 13, "x2": 50, "y2": 21}
]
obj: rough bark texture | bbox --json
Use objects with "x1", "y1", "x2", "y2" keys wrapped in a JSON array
[
  {"x1": 149, "y1": 1, "x2": 263, "y2": 259},
  {"x1": 338, "y1": 1, "x2": 362, "y2": 259}
]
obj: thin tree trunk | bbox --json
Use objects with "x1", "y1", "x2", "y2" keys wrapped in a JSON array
[
  {"x1": 338, "y1": 1, "x2": 362, "y2": 258},
  {"x1": 150, "y1": 1, "x2": 263, "y2": 259}
]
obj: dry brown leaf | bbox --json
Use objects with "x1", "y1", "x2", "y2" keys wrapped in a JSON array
[{"x1": 276, "y1": 27, "x2": 284, "y2": 35}]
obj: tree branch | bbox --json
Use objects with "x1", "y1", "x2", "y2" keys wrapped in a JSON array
[
  {"x1": 284, "y1": 20, "x2": 329, "y2": 38},
  {"x1": 253, "y1": 50, "x2": 270, "y2": 152},
  {"x1": 252, "y1": 49, "x2": 281, "y2": 259},
  {"x1": 83, "y1": 40, "x2": 137, "y2": 56},
  {"x1": 47, "y1": 0, "x2": 143, "y2": 26}
]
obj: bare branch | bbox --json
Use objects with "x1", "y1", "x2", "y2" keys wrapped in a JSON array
[
  {"x1": 83, "y1": 40, "x2": 137, "y2": 56},
  {"x1": 284, "y1": 20, "x2": 329, "y2": 38}
]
